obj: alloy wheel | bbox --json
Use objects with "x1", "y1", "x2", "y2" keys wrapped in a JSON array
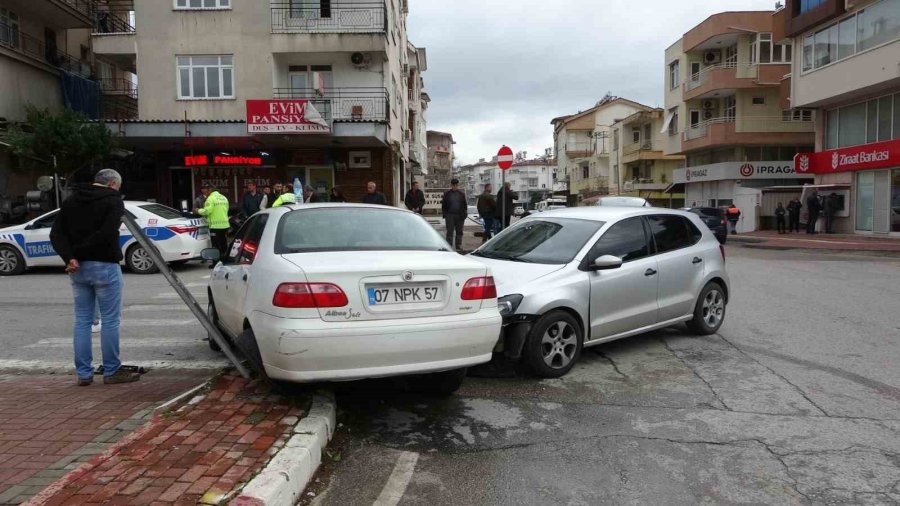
[
  {"x1": 541, "y1": 321, "x2": 577, "y2": 369},
  {"x1": 0, "y1": 248, "x2": 18, "y2": 273},
  {"x1": 702, "y1": 289, "x2": 725, "y2": 328},
  {"x1": 131, "y1": 247, "x2": 154, "y2": 272}
]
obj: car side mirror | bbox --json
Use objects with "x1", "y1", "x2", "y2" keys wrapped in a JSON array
[
  {"x1": 200, "y1": 248, "x2": 221, "y2": 262},
  {"x1": 591, "y1": 255, "x2": 623, "y2": 271}
]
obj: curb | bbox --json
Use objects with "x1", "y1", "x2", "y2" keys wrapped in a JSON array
[{"x1": 230, "y1": 390, "x2": 336, "y2": 506}]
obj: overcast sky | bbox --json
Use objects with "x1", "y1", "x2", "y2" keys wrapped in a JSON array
[{"x1": 408, "y1": 0, "x2": 778, "y2": 165}]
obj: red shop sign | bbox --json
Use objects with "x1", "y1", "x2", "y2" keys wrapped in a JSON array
[
  {"x1": 795, "y1": 139, "x2": 900, "y2": 175},
  {"x1": 246, "y1": 99, "x2": 330, "y2": 134},
  {"x1": 184, "y1": 155, "x2": 263, "y2": 166}
]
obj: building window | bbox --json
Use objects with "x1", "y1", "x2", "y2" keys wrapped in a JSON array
[
  {"x1": 752, "y1": 96, "x2": 766, "y2": 105},
  {"x1": 783, "y1": 109, "x2": 813, "y2": 121},
  {"x1": 827, "y1": 92, "x2": 899, "y2": 148},
  {"x1": 668, "y1": 110, "x2": 679, "y2": 136},
  {"x1": 175, "y1": 0, "x2": 230, "y2": 9},
  {"x1": 632, "y1": 127, "x2": 641, "y2": 143},
  {"x1": 669, "y1": 60, "x2": 680, "y2": 89},
  {"x1": 798, "y1": 0, "x2": 826, "y2": 14},
  {"x1": 177, "y1": 55, "x2": 234, "y2": 99},
  {"x1": 802, "y1": 0, "x2": 900, "y2": 72},
  {"x1": 613, "y1": 130, "x2": 619, "y2": 151},
  {"x1": 750, "y1": 33, "x2": 792, "y2": 64},
  {"x1": 582, "y1": 166, "x2": 589, "y2": 180},
  {"x1": 856, "y1": 171, "x2": 875, "y2": 231},
  {"x1": 724, "y1": 96, "x2": 736, "y2": 120},
  {"x1": 0, "y1": 8, "x2": 20, "y2": 49}
]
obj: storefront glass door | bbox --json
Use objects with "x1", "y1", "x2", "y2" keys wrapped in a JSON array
[
  {"x1": 856, "y1": 171, "x2": 875, "y2": 232},
  {"x1": 892, "y1": 169, "x2": 900, "y2": 233}
]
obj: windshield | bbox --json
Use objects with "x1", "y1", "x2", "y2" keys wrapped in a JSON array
[
  {"x1": 275, "y1": 207, "x2": 450, "y2": 253},
  {"x1": 472, "y1": 218, "x2": 604, "y2": 264}
]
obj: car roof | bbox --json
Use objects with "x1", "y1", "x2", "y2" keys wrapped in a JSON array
[{"x1": 529, "y1": 206, "x2": 694, "y2": 222}]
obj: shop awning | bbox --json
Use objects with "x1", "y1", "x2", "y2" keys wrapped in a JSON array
[
  {"x1": 660, "y1": 110, "x2": 676, "y2": 134},
  {"x1": 665, "y1": 182, "x2": 685, "y2": 194}
]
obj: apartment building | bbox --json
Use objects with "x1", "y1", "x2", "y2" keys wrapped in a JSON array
[
  {"x1": 458, "y1": 157, "x2": 497, "y2": 201},
  {"x1": 552, "y1": 96, "x2": 654, "y2": 204},
  {"x1": 609, "y1": 108, "x2": 686, "y2": 206},
  {"x1": 664, "y1": 11, "x2": 815, "y2": 232},
  {"x1": 458, "y1": 155, "x2": 560, "y2": 206},
  {"x1": 0, "y1": 0, "x2": 100, "y2": 197},
  {"x1": 775, "y1": 0, "x2": 900, "y2": 234},
  {"x1": 407, "y1": 42, "x2": 429, "y2": 185},
  {"x1": 91, "y1": 0, "x2": 424, "y2": 207},
  {"x1": 425, "y1": 130, "x2": 454, "y2": 188}
]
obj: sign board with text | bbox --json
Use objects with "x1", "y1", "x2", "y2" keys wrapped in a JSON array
[
  {"x1": 674, "y1": 161, "x2": 810, "y2": 184},
  {"x1": 246, "y1": 99, "x2": 330, "y2": 134},
  {"x1": 794, "y1": 139, "x2": 900, "y2": 175}
]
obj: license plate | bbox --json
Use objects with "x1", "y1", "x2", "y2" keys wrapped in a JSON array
[{"x1": 367, "y1": 285, "x2": 442, "y2": 305}]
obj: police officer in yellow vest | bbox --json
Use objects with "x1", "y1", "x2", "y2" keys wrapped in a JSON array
[{"x1": 196, "y1": 182, "x2": 230, "y2": 260}]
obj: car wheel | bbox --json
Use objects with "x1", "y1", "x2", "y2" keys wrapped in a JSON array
[
  {"x1": 523, "y1": 310, "x2": 583, "y2": 378},
  {"x1": 0, "y1": 245, "x2": 25, "y2": 276},
  {"x1": 408, "y1": 368, "x2": 468, "y2": 396},
  {"x1": 207, "y1": 301, "x2": 222, "y2": 352},
  {"x1": 234, "y1": 327, "x2": 268, "y2": 381},
  {"x1": 686, "y1": 282, "x2": 726, "y2": 335},
  {"x1": 125, "y1": 244, "x2": 159, "y2": 274}
]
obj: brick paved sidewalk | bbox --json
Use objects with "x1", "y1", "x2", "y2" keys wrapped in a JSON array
[
  {"x1": 0, "y1": 372, "x2": 209, "y2": 505},
  {"x1": 731, "y1": 230, "x2": 900, "y2": 253},
  {"x1": 26, "y1": 373, "x2": 308, "y2": 506}
]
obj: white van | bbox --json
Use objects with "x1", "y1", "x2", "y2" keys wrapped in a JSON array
[{"x1": 535, "y1": 198, "x2": 568, "y2": 213}]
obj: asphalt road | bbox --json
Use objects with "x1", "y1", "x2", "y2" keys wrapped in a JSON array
[
  {"x1": 306, "y1": 246, "x2": 900, "y2": 506},
  {"x1": 0, "y1": 262, "x2": 226, "y2": 373}
]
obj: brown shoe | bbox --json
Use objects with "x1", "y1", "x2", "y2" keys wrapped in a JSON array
[
  {"x1": 77, "y1": 377, "x2": 93, "y2": 386},
  {"x1": 103, "y1": 369, "x2": 141, "y2": 384}
]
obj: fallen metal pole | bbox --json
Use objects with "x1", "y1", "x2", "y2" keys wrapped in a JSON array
[{"x1": 121, "y1": 213, "x2": 252, "y2": 379}]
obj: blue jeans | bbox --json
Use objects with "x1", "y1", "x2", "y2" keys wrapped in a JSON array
[
  {"x1": 481, "y1": 216, "x2": 495, "y2": 240},
  {"x1": 70, "y1": 262, "x2": 123, "y2": 379}
]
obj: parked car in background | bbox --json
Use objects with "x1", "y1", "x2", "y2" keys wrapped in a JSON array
[
  {"x1": 467, "y1": 205, "x2": 484, "y2": 227},
  {"x1": 206, "y1": 204, "x2": 502, "y2": 395},
  {"x1": 595, "y1": 196, "x2": 651, "y2": 207},
  {"x1": 0, "y1": 201, "x2": 210, "y2": 276},
  {"x1": 682, "y1": 207, "x2": 728, "y2": 244},
  {"x1": 470, "y1": 207, "x2": 729, "y2": 378},
  {"x1": 535, "y1": 198, "x2": 568, "y2": 213}
]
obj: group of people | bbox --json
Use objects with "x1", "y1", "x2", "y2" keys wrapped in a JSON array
[
  {"x1": 418, "y1": 179, "x2": 516, "y2": 251},
  {"x1": 773, "y1": 191, "x2": 841, "y2": 235}
]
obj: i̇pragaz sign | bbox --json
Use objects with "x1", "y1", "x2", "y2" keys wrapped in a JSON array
[
  {"x1": 794, "y1": 139, "x2": 899, "y2": 175},
  {"x1": 675, "y1": 161, "x2": 801, "y2": 184}
]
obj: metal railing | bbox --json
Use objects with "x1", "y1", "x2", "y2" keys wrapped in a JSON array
[
  {"x1": 99, "y1": 77, "x2": 138, "y2": 99},
  {"x1": 566, "y1": 141, "x2": 593, "y2": 154},
  {"x1": 272, "y1": 87, "x2": 388, "y2": 122},
  {"x1": 53, "y1": 0, "x2": 95, "y2": 20},
  {"x1": 683, "y1": 61, "x2": 758, "y2": 92},
  {"x1": 683, "y1": 116, "x2": 734, "y2": 141},
  {"x1": 0, "y1": 21, "x2": 92, "y2": 77},
  {"x1": 623, "y1": 141, "x2": 654, "y2": 155},
  {"x1": 93, "y1": 11, "x2": 135, "y2": 34},
  {"x1": 271, "y1": 1, "x2": 386, "y2": 34}
]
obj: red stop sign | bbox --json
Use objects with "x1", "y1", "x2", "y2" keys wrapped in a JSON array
[{"x1": 497, "y1": 146, "x2": 514, "y2": 170}]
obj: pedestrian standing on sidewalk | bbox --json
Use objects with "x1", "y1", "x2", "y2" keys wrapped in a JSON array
[
  {"x1": 787, "y1": 198, "x2": 802, "y2": 233},
  {"x1": 404, "y1": 181, "x2": 425, "y2": 214},
  {"x1": 806, "y1": 190, "x2": 822, "y2": 234},
  {"x1": 49, "y1": 169, "x2": 139, "y2": 386},
  {"x1": 362, "y1": 181, "x2": 388, "y2": 205},
  {"x1": 330, "y1": 186, "x2": 347, "y2": 203},
  {"x1": 496, "y1": 182, "x2": 515, "y2": 231},
  {"x1": 775, "y1": 202, "x2": 787, "y2": 234},
  {"x1": 241, "y1": 182, "x2": 263, "y2": 218},
  {"x1": 824, "y1": 192, "x2": 839, "y2": 234},
  {"x1": 477, "y1": 183, "x2": 498, "y2": 243},
  {"x1": 442, "y1": 178, "x2": 467, "y2": 251},
  {"x1": 196, "y1": 182, "x2": 230, "y2": 260},
  {"x1": 726, "y1": 204, "x2": 742, "y2": 234}
]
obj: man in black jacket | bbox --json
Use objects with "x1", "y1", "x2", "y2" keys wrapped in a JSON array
[
  {"x1": 787, "y1": 198, "x2": 802, "y2": 233},
  {"x1": 50, "y1": 169, "x2": 140, "y2": 386},
  {"x1": 362, "y1": 181, "x2": 387, "y2": 205},
  {"x1": 496, "y1": 182, "x2": 516, "y2": 230},
  {"x1": 404, "y1": 181, "x2": 425, "y2": 214},
  {"x1": 476, "y1": 183, "x2": 497, "y2": 243},
  {"x1": 241, "y1": 182, "x2": 263, "y2": 217},
  {"x1": 806, "y1": 191, "x2": 822, "y2": 234},
  {"x1": 442, "y1": 178, "x2": 467, "y2": 251}
]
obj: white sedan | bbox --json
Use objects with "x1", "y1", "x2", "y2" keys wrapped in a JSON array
[
  {"x1": 206, "y1": 203, "x2": 502, "y2": 394},
  {"x1": 0, "y1": 201, "x2": 210, "y2": 275}
]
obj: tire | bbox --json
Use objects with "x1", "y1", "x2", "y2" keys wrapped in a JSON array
[
  {"x1": 409, "y1": 368, "x2": 468, "y2": 396},
  {"x1": 522, "y1": 310, "x2": 583, "y2": 378},
  {"x1": 686, "y1": 282, "x2": 727, "y2": 335},
  {"x1": 207, "y1": 301, "x2": 222, "y2": 352},
  {"x1": 234, "y1": 327, "x2": 268, "y2": 381},
  {"x1": 0, "y1": 245, "x2": 25, "y2": 276},
  {"x1": 125, "y1": 244, "x2": 159, "y2": 274}
]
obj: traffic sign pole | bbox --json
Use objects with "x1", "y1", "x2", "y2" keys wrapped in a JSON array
[
  {"x1": 501, "y1": 170, "x2": 506, "y2": 230},
  {"x1": 496, "y1": 146, "x2": 514, "y2": 231}
]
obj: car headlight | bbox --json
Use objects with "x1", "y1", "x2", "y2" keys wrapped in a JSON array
[{"x1": 498, "y1": 294, "x2": 524, "y2": 316}]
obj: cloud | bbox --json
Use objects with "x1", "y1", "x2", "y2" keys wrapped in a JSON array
[{"x1": 408, "y1": 0, "x2": 778, "y2": 164}]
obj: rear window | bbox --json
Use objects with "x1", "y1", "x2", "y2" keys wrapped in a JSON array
[
  {"x1": 275, "y1": 208, "x2": 448, "y2": 253},
  {"x1": 690, "y1": 208, "x2": 723, "y2": 219},
  {"x1": 647, "y1": 215, "x2": 699, "y2": 253},
  {"x1": 472, "y1": 218, "x2": 604, "y2": 264},
  {"x1": 139, "y1": 204, "x2": 184, "y2": 220}
]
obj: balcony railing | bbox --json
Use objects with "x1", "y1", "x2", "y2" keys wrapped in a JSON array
[
  {"x1": 623, "y1": 141, "x2": 654, "y2": 156},
  {"x1": 93, "y1": 11, "x2": 136, "y2": 34},
  {"x1": 53, "y1": 0, "x2": 95, "y2": 20},
  {"x1": 100, "y1": 77, "x2": 138, "y2": 99},
  {"x1": 272, "y1": 87, "x2": 388, "y2": 122},
  {"x1": 683, "y1": 61, "x2": 757, "y2": 92},
  {"x1": 271, "y1": 2, "x2": 386, "y2": 34},
  {"x1": 684, "y1": 117, "x2": 734, "y2": 141},
  {"x1": 0, "y1": 21, "x2": 92, "y2": 77},
  {"x1": 566, "y1": 141, "x2": 593, "y2": 154}
]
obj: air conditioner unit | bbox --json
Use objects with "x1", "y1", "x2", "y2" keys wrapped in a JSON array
[
  {"x1": 703, "y1": 50, "x2": 722, "y2": 64},
  {"x1": 702, "y1": 99, "x2": 716, "y2": 109},
  {"x1": 703, "y1": 109, "x2": 715, "y2": 120},
  {"x1": 350, "y1": 52, "x2": 371, "y2": 69}
]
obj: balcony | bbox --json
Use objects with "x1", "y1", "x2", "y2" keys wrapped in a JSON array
[
  {"x1": 273, "y1": 87, "x2": 388, "y2": 122},
  {"x1": 0, "y1": 21, "x2": 92, "y2": 77},
  {"x1": 99, "y1": 78, "x2": 138, "y2": 120},
  {"x1": 623, "y1": 141, "x2": 653, "y2": 156},
  {"x1": 682, "y1": 116, "x2": 814, "y2": 152},
  {"x1": 6, "y1": 0, "x2": 94, "y2": 29},
  {"x1": 271, "y1": 2, "x2": 386, "y2": 34},
  {"x1": 683, "y1": 61, "x2": 792, "y2": 100},
  {"x1": 565, "y1": 141, "x2": 593, "y2": 158},
  {"x1": 91, "y1": 12, "x2": 137, "y2": 73}
]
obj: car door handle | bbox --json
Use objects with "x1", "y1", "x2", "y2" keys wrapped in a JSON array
[
  {"x1": 644, "y1": 268, "x2": 657, "y2": 277},
  {"x1": 242, "y1": 273, "x2": 248, "y2": 282},
  {"x1": 692, "y1": 257, "x2": 703, "y2": 264},
  {"x1": 224, "y1": 273, "x2": 229, "y2": 280}
]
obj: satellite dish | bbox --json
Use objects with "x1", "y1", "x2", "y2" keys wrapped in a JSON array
[{"x1": 36, "y1": 176, "x2": 54, "y2": 192}]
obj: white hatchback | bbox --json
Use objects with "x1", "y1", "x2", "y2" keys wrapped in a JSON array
[
  {"x1": 0, "y1": 201, "x2": 210, "y2": 276},
  {"x1": 206, "y1": 203, "x2": 502, "y2": 394}
]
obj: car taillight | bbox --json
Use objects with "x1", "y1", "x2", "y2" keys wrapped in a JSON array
[
  {"x1": 272, "y1": 283, "x2": 348, "y2": 308},
  {"x1": 167, "y1": 225, "x2": 199, "y2": 235},
  {"x1": 239, "y1": 241, "x2": 258, "y2": 264},
  {"x1": 720, "y1": 244, "x2": 726, "y2": 263},
  {"x1": 461, "y1": 276, "x2": 497, "y2": 300}
]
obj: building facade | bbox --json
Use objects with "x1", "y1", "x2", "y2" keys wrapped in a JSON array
[
  {"x1": 90, "y1": 0, "x2": 424, "y2": 208},
  {"x1": 458, "y1": 156, "x2": 560, "y2": 206},
  {"x1": 552, "y1": 96, "x2": 655, "y2": 204},
  {"x1": 664, "y1": 11, "x2": 816, "y2": 232},
  {"x1": 776, "y1": 0, "x2": 900, "y2": 234},
  {"x1": 425, "y1": 130, "x2": 454, "y2": 189},
  {"x1": 609, "y1": 108, "x2": 686, "y2": 206}
]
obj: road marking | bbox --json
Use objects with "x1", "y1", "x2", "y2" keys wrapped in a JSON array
[
  {"x1": 124, "y1": 304, "x2": 192, "y2": 312},
  {"x1": 0, "y1": 359, "x2": 226, "y2": 371},
  {"x1": 373, "y1": 451, "x2": 419, "y2": 506},
  {"x1": 24, "y1": 337, "x2": 204, "y2": 348}
]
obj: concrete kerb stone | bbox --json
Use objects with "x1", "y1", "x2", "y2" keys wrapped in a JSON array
[{"x1": 230, "y1": 390, "x2": 336, "y2": 506}]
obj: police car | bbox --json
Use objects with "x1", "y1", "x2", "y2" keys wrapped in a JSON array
[{"x1": 0, "y1": 201, "x2": 211, "y2": 276}]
